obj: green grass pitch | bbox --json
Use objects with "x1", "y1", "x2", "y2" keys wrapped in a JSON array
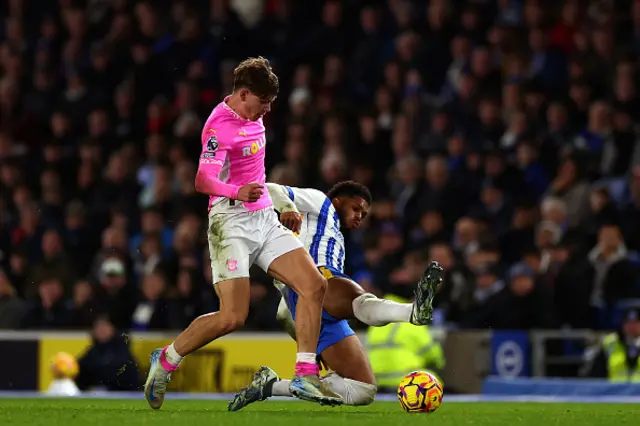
[{"x1": 0, "y1": 399, "x2": 638, "y2": 426}]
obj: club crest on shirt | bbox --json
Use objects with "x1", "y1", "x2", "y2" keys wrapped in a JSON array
[
  {"x1": 206, "y1": 135, "x2": 218, "y2": 153},
  {"x1": 226, "y1": 259, "x2": 238, "y2": 272}
]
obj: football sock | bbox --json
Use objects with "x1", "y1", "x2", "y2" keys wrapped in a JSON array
[
  {"x1": 268, "y1": 375, "x2": 376, "y2": 405},
  {"x1": 162, "y1": 343, "x2": 183, "y2": 368},
  {"x1": 321, "y1": 373, "x2": 376, "y2": 406},
  {"x1": 295, "y1": 352, "x2": 317, "y2": 364},
  {"x1": 270, "y1": 380, "x2": 292, "y2": 397},
  {"x1": 352, "y1": 293, "x2": 412, "y2": 326}
]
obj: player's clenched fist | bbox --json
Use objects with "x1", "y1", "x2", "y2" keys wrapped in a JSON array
[
  {"x1": 280, "y1": 211, "x2": 302, "y2": 233},
  {"x1": 237, "y1": 182, "x2": 264, "y2": 202}
]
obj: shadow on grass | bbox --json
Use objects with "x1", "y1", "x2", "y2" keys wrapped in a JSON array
[{"x1": 18, "y1": 407, "x2": 396, "y2": 416}]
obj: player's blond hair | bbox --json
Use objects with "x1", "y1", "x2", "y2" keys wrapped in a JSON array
[{"x1": 233, "y1": 56, "x2": 279, "y2": 100}]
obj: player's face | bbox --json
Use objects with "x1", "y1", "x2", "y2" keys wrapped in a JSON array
[
  {"x1": 623, "y1": 318, "x2": 640, "y2": 338},
  {"x1": 335, "y1": 196, "x2": 370, "y2": 229},
  {"x1": 244, "y1": 91, "x2": 274, "y2": 121}
]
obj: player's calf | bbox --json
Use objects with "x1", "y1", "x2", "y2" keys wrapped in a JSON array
[
  {"x1": 268, "y1": 248, "x2": 327, "y2": 364},
  {"x1": 268, "y1": 247, "x2": 341, "y2": 405},
  {"x1": 145, "y1": 279, "x2": 251, "y2": 409},
  {"x1": 321, "y1": 274, "x2": 414, "y2": 327},
  {"x1": 170, "y1": 278, "x2": 250, "y2": 359},
  {"x1": 352, "y1": 293, "x2": 413, "y2": 326}
]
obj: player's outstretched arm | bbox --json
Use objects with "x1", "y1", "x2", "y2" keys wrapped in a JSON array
[
  {"x1": 268, "y1": 184, "x2": 328, "y2": 213},
  {"x1": 266, "y1": 183, "x2": 302, "y2": 232},
  {"x1": 266, "y1": 183, "x2": 298, "y2": 213}
]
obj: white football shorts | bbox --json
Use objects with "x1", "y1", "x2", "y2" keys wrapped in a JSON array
[{"x1": 207, "y1": 208, "x2": 302, "y2": 284}]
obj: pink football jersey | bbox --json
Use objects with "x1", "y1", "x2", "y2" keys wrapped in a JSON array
[{"x1": 198, "y1": 97, "x2": 273, "y2": 213}]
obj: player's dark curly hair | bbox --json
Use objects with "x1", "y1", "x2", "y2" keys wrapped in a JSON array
[
  {"x1": 233, "y1": 56, "x2": 279, "y2": 100},
  {"x1": 326, "y1": 181, "x2": 372, "y2": 205}
]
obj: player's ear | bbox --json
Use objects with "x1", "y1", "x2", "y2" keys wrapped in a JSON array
[
  {"x1": 239, "y1": 88, "x2": 249, "y2": 101},
  {"x1": 331, "y1": 197, "x2": 341, "y2": 209}
]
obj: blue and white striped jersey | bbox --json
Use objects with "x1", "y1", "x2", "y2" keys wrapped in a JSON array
[{"x1": 269, "y1": 184, "x2": 346, "y2": 272}]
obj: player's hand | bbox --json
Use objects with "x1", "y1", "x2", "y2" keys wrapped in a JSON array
[
  {"x1": 237, "y1": 183, "x2": 264, "y2": 202},
  {"x1": 280, "y1": 211, "x2": 302, "y2": 233}
]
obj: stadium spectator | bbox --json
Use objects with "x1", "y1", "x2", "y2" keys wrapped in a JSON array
[
  {"x1": 69, "y1": 278, "x2": 98, "y2": 329},
  {"x1": 20, "y1": 276, "x2": 72, "y2": 329},
  {"x1": 168, "y1": 267, "x2": 209, "y2": 330},
  {"x1": 588, "y1": 221, "x2": 637, "y2": 307},
  {"x1": 582, "y1": 303, "x2": 640, "y2": 381},
  {"x1": 244, "y1": 274, "x2": 283, "y2": 331},
  {"x1": 131, "y1": 270, "x2": 170, "y2": 331},
  {"x1": 64, "y1": 200, "x2": 99, "y2": 277},
  {"x1": 75, "y1": 315, "x2": 140, "y2": 391},
  {"x1": 28, "y1": 228, "x2": 75, "y2": 298},
  {"x1": 0, "y1": 268, "x2": 23, "y2": 329},
  {"x1": 552, "y1": 231, "x2": 595, "y2": 329},
  {"x1": 94, "y1": 257, "x2": 137, "y2": 331},
  {"x1": 459, "y1": 263, "x2": 504, "y2": 328}
]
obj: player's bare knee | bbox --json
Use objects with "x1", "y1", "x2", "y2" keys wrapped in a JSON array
[
  {"x1": 309, "y1": 274, "x2": 328, "y2": 301},
  {"x1": 220, "y1": 317, "x2": 245, "y2": 334},
  {"x1": 294, "y1": 272, "x2": 327, "y2": 302},
  {"x1": 352, "y1": 293, "x2": 377, "y2": 310},
  {"x1": 218, "y1": 312, "x2": 246, "y2": 334}
]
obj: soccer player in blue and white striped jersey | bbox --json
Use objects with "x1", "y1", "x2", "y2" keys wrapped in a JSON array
[{"x1": 228, "y1": 181, "x2": 443, "y2": 410}]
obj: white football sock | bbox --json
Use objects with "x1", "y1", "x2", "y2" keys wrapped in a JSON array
[
  {"x1": 276, "y1": 298, "x2": 297, "y2": 340},
  {"x1": 165, "y1": 343, "x2": 183, "y2": 366},
  {"x1": 321, "y1": 373, "x2": 376, "y2": 406},
  {"x1": 296, "y1": 352, "x2": 317, "y2": 364},
  {"x1": 269, "y1": 375, "x2": 376, "y2": 406},
  {"x1": 352, "y1": 293, "x2": 412, "y2": 326},
  {"x1": 271, "y1": 380, "x2": 292, "y2": 396}
]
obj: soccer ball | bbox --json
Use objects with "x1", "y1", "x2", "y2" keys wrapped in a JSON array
[
  {"x1": 397, "y1": 371, "x2": 444, "y2": 413},
  {"x1": 50, "y1": 352, "x2": 79, "y2": 379}
]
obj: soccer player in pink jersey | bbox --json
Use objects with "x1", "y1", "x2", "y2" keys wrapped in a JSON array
[{"x1": 144, "y1": 57, "x2": 342, "y2": 408}]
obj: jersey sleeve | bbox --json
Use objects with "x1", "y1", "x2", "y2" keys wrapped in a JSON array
[
  {"x1": 266, "y1": 183, "x2": 298, "y2": 213},
  {"x1": 286, "y1": 187, "x2": 328, "y2": 213},
  {"x1": 198, "y1": 128, "x2": 228, "y2": 173},
  {"x1": 196, "y1": 126, "x2": 240, "y2": 198}
]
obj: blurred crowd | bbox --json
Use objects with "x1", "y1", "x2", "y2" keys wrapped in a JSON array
[{"x1": 1, "y1": 0, "x2": 640, "y2": 333}]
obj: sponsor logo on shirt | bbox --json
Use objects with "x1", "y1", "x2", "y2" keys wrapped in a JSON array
[
  {"x1": 200, "y1": 158, "x2": 223, "y2": 166},
  {"x1": 242, "y1": 136, "x2": 266, "y2": 156}
]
